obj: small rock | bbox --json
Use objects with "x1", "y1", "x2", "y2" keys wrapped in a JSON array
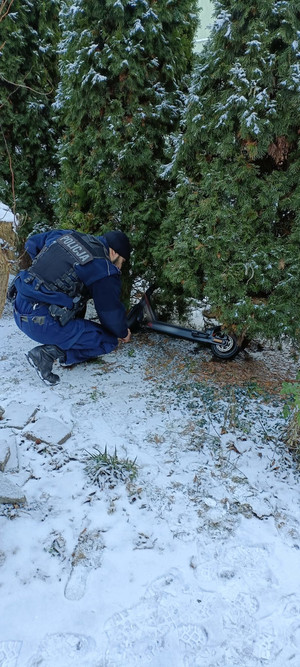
[
  {"x1": 0, "y1": 406, "x2": 4, "y2": 419},
  {"x1": 0, "y1": 473, "x2": 26, "y2": 505}
]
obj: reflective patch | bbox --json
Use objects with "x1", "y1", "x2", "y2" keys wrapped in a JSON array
[{"x1": 57, "y1": 234, "x2": 94, "y2": 265}]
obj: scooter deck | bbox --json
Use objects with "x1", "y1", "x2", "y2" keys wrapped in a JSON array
[{"x1": 146, "y1": 320, "x2": 224, "y2": 344}]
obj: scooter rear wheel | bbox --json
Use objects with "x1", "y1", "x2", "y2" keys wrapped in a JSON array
[{"x1": 211, "y1": 333, "x2": 239, "y2": 360}]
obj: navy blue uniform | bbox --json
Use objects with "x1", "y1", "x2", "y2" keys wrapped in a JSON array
[{"x1": 13, "y1": 230, "x2": 128, "y2": 365}]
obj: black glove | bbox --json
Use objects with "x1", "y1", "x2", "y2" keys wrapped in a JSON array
[{"x1": 6, "y1": 278, "x2": 17, "y2": 302}]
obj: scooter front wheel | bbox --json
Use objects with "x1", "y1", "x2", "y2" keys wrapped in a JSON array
[{"x1": 211, "y1": 333, "x2": 239, "y2": 360}]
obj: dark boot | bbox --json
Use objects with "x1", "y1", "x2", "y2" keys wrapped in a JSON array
[{"x1": 26, "y1": 345, "x2": 66, "y2": 386}]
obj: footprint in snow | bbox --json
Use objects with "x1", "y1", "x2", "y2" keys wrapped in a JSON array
[
  {"x1": 26, "y1": 633, "x2": 97, "y2": 666},
  {"x1": 64, "y1": 529, "x2": 105, "y2": 601},
  {"x1": 0, "y1": 641, "x2": 22, "y2": 667}
]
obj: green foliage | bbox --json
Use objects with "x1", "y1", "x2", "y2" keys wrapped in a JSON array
[
  {"x1": 282, "y1": 373, "x2": 300, "y2": 422},
  {"x1": 55, "y1": 0, "x2": 198, "y2": 288},
  {"x1": 0, "y1": 0, "x2": 60, "y2": 240},
  {"x1": 281, "y1": 372, "x2": 300, "y2": 461},
  {"x1": 155, "y1": 0, "x2": 300, "y2": 342},
  {"x1": 84, "y1": 446, "x2": 138, "y2": 488}
]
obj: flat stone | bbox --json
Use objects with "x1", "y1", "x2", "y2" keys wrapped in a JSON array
[
  {"x1": 0, "y1": 442, "x2": 10, "y2": 472},
  {"x1": 0, "y1": 473, "x2": 26, "y2": 505},
  {"x1": 1, "y1": 402, "x2": 38, "y2": 429},
  {"x1": 0, "y1": 431, "x2": 19, "y2": 473},
  {"x1": 23, "y1": 416, "x2": 72, "y2": 446}
]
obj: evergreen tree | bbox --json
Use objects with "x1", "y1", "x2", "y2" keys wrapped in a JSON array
[
  {"x1": 156, "y1": 0, "x2": 300, "y2": 342},
  {"x1": 56, "y1": 0, "x2": 198, "y2": 286},
  {"x1": 0, "y1": 0, "x2": 60, "y2": 239}
]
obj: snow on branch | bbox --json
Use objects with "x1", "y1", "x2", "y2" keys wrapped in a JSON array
[
  {"x1": 229, "y1": 63, "x2": 249, "y2": 87},
  {"x1": 130, "y1": 19, "x2": 145, "y2": 36},
  {"x1": 245, "y1": 40, "x2": 262, "y2": 54},
  {"x1": 212, "y1": 9, "x2": 232, "y2": 39},
  {"x1": 113, "y1": 0, "x2": 124, "y2": 11},
  {"x1": 81, "y1": 70, "x2": 107, "y2": 87},
  {"x1": 241, "y1": 110, "x2": 260, "y2": 135}
]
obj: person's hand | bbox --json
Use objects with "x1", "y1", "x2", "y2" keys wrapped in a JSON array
[{"x1": 120, "y1": 328, "x2": 131, "y2": 343}]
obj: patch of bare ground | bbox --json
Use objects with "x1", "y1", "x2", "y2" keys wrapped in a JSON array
[
  {"x1": 199, "y1": 342, "x2": 298, "y2": 394},
  {"x1": 136, "y1": 332, "x2": 299, "y2": 396}
]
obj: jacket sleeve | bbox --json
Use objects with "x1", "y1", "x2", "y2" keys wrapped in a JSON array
[
  {"x1": 25, "y1": 231, "x2": 57, "y2": 259},
  {"x1": 90, "y1": 274, "x2": 128, "y2": 338},
  {"x1": 25, "y1": 229, "x2": 72, "y2": 260}
]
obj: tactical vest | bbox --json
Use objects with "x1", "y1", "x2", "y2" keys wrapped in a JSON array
[{"x1": 26, "y1": 231, "x2": 108, "y2": 298}]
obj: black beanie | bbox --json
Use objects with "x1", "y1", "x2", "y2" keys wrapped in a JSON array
[{"x1": 105, "y1": 230, "x2": 132, "y2": 261}]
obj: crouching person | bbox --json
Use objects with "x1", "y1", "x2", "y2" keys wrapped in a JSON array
[{"x1": 11, "y1": 229, "x2": 132, "y2": 385}]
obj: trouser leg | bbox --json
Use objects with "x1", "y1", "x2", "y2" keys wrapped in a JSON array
[
  {"x1": 14, "y1": 298, "x2": 118, "y2": 366},
  {"x1": 63, "y1": 321, "x2": 118, "y2": 365}
]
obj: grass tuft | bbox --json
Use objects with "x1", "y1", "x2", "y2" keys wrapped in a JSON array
[{"x1": 84, "y1": 446, "x2": 138, "y2": 488}]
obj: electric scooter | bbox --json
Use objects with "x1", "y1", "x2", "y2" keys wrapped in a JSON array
[{"x1": 127, "y1": 285, "x2": 240, "y2": 360}]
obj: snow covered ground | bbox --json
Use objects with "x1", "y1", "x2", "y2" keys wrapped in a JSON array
[
  {"x1": 0, "y1": 294, "x2": 300, "y2": 667},
  {"x1": 0, "y1": 201, "x2": 18, "y2": 230}
]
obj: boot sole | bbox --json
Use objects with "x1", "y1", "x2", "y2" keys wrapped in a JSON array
[{"x1": 25, "y1": 352, "x2": 60, "y2": 386}]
